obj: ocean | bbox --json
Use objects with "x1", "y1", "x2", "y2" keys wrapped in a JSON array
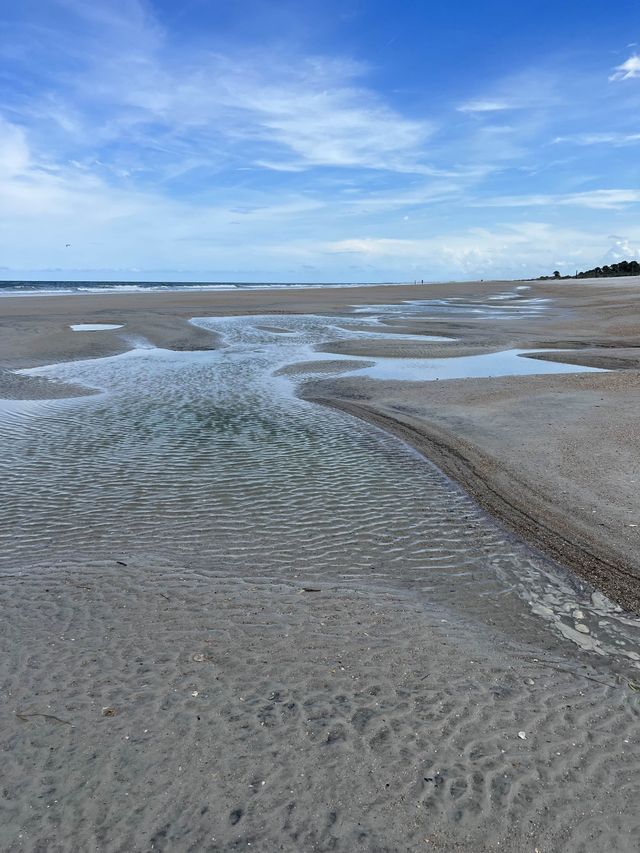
[{"x1": 0, "y1": 280, "x2": 381, "y2": 296}]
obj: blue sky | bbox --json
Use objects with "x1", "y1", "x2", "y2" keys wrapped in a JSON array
[{"x1": 1, "y1": 0, "x2": 639, "y2": 282}]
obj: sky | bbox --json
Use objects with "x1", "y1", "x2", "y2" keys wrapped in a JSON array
[{"x1": 1, "y1": 0, "x2": 640, "y2": 282}]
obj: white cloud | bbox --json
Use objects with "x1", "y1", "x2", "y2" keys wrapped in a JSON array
[
  {"x1": 0, "y1": 120, "x2": 30, "y2": 177},
  {"x1": 312, "y1": 221, "x2": 640, "y2": 278},
  {"x1": 315, "y1": 222, "x2": 608, "y2": 276},
  {"x1": 456, "y1": 69, "x2": 564, "y2": 120},
  {"x1": 37, "y1": 20, "x2": 435, "y2": 175},
  {"x1": 2, "y1": 2, "x2": 437, "y2": 179},
  {"x1": 0, "y1": 116, "x2": 335, "y2": 272},
  {"x1": 553, "y1": 132, "x2": 640, "y2": 146},
  {"x1": 476, "y1": 189, "x2": 640, "y2": 210},
  {"x1": 609, "y1": 54, "x2": 640, "y2": 81},
  {"x1": 230, "y1": 59, "x2": 433, "y2": 171},
  {"x1": 340, "y1": 181, "x2": 464, "y2": 213},
  {"x1": 457, "y1": 100, "x2": 513, "y2": 113},
  {"x1": 603, "y1": 237, "x2": 640, "y2": 262}
]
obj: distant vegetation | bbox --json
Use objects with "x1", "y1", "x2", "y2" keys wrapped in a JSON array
[{"x1": 538, "y1": 260, "x2": 640, "y2": 280}]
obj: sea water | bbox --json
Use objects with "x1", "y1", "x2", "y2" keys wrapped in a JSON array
[{"x1": 1, "y1": 311, "x2": 638, "y2": 669}]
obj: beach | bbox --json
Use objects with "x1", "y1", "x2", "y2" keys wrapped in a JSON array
[
  {"x1": 2, "y1": 277, "x2": 640, "y2": 604},
  {"x1": 2, "y1": 278, "x2": 640, "y2": 851}
]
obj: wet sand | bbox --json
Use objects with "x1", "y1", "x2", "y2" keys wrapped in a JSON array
[
  {"x1": 2, "y1": 278, "x2": 640, "y2": 850},
  {"x1": 4, "y1": 556, "x2": 639, "y2": 852},
  {"x1": 305, "y1": 370, "x2": 640, "y2": 611},
  {"x1": 3, "y1": 277, "x2": 636, "y2": 605},
  {"x1": 299, "y1": 278, "x2": 640, "y2": 611},
  {"x1": 0, "y1": 277, "x2": 561, "y2": 371}
]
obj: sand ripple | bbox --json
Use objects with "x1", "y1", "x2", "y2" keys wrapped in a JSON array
[
  {"x1": 1, "y1": 315, "x2": 638, "y2": 669},
  {"x1": 2, "y1": 560, "x2": 639, "y2": 851},
  {"x1": 2, "y1": 313, "x2": 640, "y2": 849}
]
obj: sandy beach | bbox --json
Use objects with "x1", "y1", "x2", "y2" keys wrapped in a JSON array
[
  {"x1": 2, "y1": 277, "x2": 639, "y2": 605},
  {"x1": 2, "y1": 278, "x2": 640, "y2": 851}
]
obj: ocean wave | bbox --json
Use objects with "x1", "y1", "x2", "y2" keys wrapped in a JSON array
[{"x1": 0, "y1": 280, "x2": 393, "y2": 296}]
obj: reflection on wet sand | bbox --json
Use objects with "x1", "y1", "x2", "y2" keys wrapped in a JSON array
[{"x1": 2, "y1": 309, "x2": 636, "y2": 670}]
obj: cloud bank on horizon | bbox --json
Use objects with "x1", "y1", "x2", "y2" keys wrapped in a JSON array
[{"x1": 1, "y1": 0, "x2": 639, "y2": 282}]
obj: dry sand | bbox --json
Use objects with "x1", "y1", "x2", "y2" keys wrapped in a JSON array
[{"x1": 2, "y1": 278, "x2": 640, "y2": 851}]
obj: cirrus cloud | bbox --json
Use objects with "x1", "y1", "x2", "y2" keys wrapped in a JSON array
[{"x1": 474, "y1": 189, "x2": 640, "y2": 210}]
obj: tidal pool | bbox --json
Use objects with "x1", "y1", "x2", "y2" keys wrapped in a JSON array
[
  {"x1": 1, "y1": 312, "x2": 637, "y2": 670},
  {"x1": 70, "y1": 323, "x2": 124, "y2": 331}
]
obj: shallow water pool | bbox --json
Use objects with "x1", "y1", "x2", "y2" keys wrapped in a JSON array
[{"x1": 1, "y1": 312, "x2": 637, "y2": 670}]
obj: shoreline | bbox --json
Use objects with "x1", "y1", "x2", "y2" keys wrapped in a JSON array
[
  {"x1": 0, "y1": 276, "x2": 599, "y2": 372},
  {"x1": 2, "y1": 277, "x2": 639, "y2": 612},
  {"x1": 308, "y1": 393, "x2": 640, "y2": 612}
]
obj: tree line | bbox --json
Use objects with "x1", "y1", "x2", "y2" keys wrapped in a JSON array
[{"x1": 539, "y1": 260, "x2": 640, "y2": 280}]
